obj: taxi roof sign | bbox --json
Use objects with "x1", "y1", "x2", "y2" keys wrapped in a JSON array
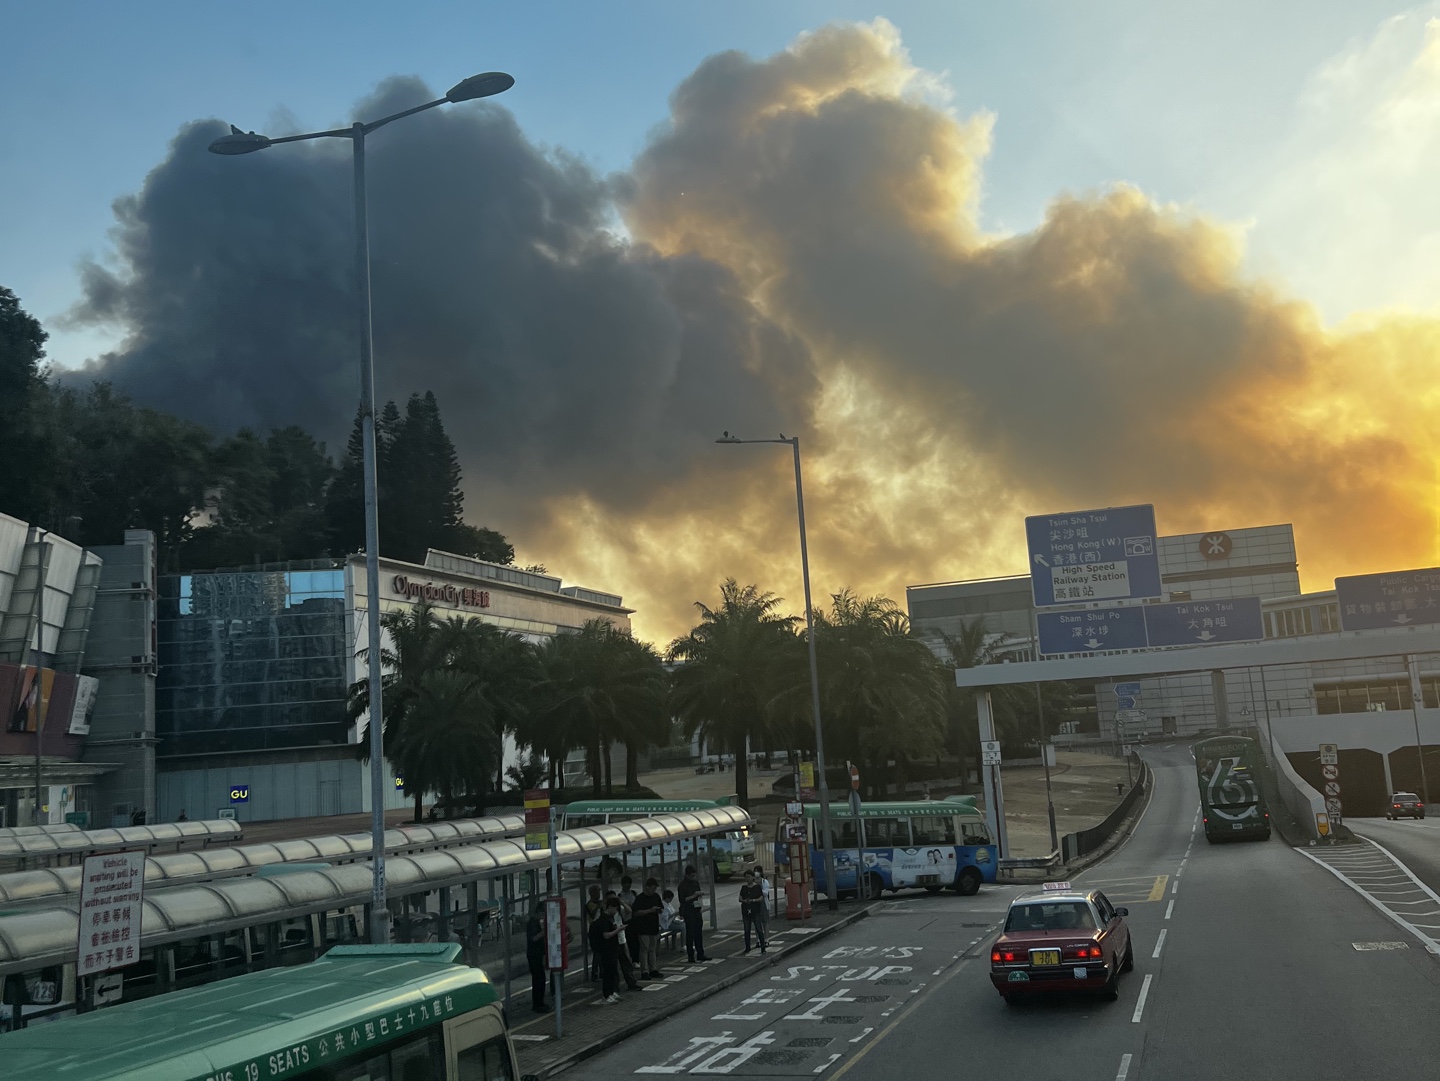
[{"x1": 1042, "y1": 881, "x2": 1072, "y2": 891}]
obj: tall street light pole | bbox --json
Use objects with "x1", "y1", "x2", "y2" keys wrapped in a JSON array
[
  {"x1": 209, "y1": 71, "x2": 515, "y2": 944},
  {"x1": 716, "y1": 432, "x2": 838, "y2": 911}
]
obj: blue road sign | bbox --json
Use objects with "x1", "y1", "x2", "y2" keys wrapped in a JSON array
[
  {"x1": 1025, "y1": 504, "x2": 1161, "y2": 608},
  {"x1": 1114, "y1": 682, "x2": 1141, "y2": 697},
  {"x1": 1116, "y1": 695, "x2": 1137, "y2": 710},
  {"x1": 1037, "y1": 606, "x2": 1149, "y2": 656},
  {"x1": 1335, "y1": 567, "x2": 1440, "y2": 631},
  {"x1": 1143, "y1": 596, "x2": 1264, "y2": 647}
]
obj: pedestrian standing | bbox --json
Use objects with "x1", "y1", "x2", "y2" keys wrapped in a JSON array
[
  {"x1": 590, "y1": 897, "x2": 623, "y2": 1003},
  {"x1": 526, "y1": 905, "x2": 550, "y2": 1013},
  {"x1": 584, "y1": 883, "x2": 603, "y2": 980},
  {"x1": 679, "y1": 866, "x2": 708, "y2": 963},
  {"x1": 631, "y1": 877, "x2": 665, "y2": 979},
  {"x1": 739, "y1": 870, "x2": 768, "y2": 954},
  {"x1": 620, "y1": 876, "x2": 642, "y2": 966},
  {"x1": 608, "y1": 891, "x2": 643, "y2": 989}
]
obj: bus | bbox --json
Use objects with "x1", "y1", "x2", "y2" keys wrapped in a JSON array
[
  {"x1": 558, "y1": 799, "x2": 757, "y2": 878},
  {"x1": 1193, "y1": 734, "x2": 1271, "y2": 843},
  {"x1": 5, "y1": 943, "x2": 534, "y2": 1081},
  {"x1": 777, "y1": 796, "x2": 998, "y2": 900}
]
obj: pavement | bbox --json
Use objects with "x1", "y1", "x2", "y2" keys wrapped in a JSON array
[
  {"x1": 505, "y1": 900, "x2": 873, "y2": 1078},
  {"x1": 573, "y1": 743, "x2": 1440, "y2": 1080}
]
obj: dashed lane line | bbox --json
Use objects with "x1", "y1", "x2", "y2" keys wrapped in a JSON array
[
  {"x1": 1131, "y1": 974, "x2": 1153, "y2": 1023},
  {"x1": 1164, "y1": 900, "x2": 1174, "y2": 920},
  {"x1": 1152, "y1": 929, "x2": 1167, "y2": 959},
  {"x1": 1116, "y1": 1053, "x2": 1134, "y2": 1081}
]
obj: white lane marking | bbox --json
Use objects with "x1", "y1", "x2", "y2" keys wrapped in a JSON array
[
  {"x1": 1131, "y1": 974, "x2": 1153, "y2": 1023},
  {"x1": 1152, "y1": 929, "x2": 1167, "y2": 959},
  {"x1": 1116, "y1": 1053, "x2": 1134, "y2": 1081},
  {"x1": 1293, "y1": 844, "x2": 1440, "y2": 955},
  {"x1": 848, "y1": 1027, "x2": 874, "y2": 1043},
  {"x1": 814, "y1": 1053, "x2": 842, "y2": 1073},
  {"x1": 1170, "y1": 878, "x2": 1179, "y2": 895},
  {"x1": 1164, "y1": 900, "x2": 1174, "y2": 920}
]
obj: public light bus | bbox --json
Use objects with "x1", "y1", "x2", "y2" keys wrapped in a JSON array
[
  {"x1": 558, "y1": 799, "x2": 757, "y2": 878},
  {"x1": 6, "y1": 944, "x2": 533, "y2": 1081},
  {"x1": 777, "y1": 796, "x2": 998, "y2": 900}
]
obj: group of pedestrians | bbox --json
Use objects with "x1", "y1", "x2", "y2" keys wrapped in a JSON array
[{"x1": 525, "y1": 864, "x2": 774, "y2": 1012}]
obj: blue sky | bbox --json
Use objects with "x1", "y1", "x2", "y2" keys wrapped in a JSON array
[{"x1": 0, "y1": 1, "x2": 1429, "y2": 368}]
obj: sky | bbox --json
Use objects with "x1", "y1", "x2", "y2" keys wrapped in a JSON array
[{"x1": 4, "y1": 2, "x2": 1440, "y2": 642}]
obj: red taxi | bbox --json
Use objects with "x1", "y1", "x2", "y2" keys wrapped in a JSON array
[{"x1": 990, "y1": 883, "x2": 1133, "y2": 1004}]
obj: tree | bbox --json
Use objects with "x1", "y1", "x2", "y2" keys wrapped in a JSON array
[
  {"x1": 808, "y1": 592, "x2": 947, "y2": 799},
  {"x1": 669, "y1": 580, "x2": 800, "y2": 809},
  {"x1": 390, "y1": 668, "x2": 503, "y2": 820},
  {"x1": 530, "y1": 620, "x2": 668, "y2": 797},
  {"x1": 0, "y1": 287, "x2": 55, "y2": 526},
  {"x1": 325, "y1": 393, "x2": 515, "y2": 565}
]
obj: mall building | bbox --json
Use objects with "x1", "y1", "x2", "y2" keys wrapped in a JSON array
[
  {"x1": 909, "y1": 521, "x2": 1440, "y2": 815},
  {"x1": 154, "y1": 549, "x2": 632, "y2": 822},
  {"x1": 0, "y1": 513, "x2": 157, "y2": 828}
]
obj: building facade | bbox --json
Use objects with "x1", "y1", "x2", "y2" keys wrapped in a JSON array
[{"x1": 155, "y1": 548, "x2": 631, "y2": 822}]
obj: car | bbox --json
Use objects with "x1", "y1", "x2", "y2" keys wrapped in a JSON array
[
  {"x1": 990, "y1": 883, "x2": 1133, "y2": 1005},
  {"x1": 1387, "y1": 793, "x2": 1426, "y2": 820}
]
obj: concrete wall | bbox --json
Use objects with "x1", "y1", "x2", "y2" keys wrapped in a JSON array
[
  {"x1": 1272, "y1": 709, "x2": 1440, "y2": 817},
  {"x1": 82, "y1": 531, "x2": 157, "y2": 825}
]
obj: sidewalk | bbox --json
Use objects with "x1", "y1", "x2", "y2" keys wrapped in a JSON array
[{"x1": 504, "y1": 902, "x2": 872, "y2": 1079}]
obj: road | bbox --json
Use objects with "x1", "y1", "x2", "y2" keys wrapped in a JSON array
[
  {"x1": 577, "y1": 743, "x2": 1440, "y2": 1080},
  {"x1": 1350, "y1": 814, "x2": 1440, "y2": 893}
]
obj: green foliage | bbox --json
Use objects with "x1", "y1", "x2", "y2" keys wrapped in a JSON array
[
  {"x1": 325, "y1": 393, "x2": 514, "y2": 566},
  {"x1": 0, "y1": 287, "x2": 53, "y2": 525},
  {"x1": 668, "y1": 580, "x2": 802, "y2": 809}
]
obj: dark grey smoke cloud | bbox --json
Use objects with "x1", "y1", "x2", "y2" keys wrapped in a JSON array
[{"x1": 68, "y1": 76, "x2": 815, "y2": 521}]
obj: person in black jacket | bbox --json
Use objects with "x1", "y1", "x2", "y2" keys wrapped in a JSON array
[
  {"x1": 525, "y1": 905, "x2": 550, "y2": 1012},
  {"x1": 630, "y1": 877, "x2": 665, "y2": 978},
  {"x1": 738, "y1": 870, "x2": 768, "y2": 954},
  {"x1": 589, "y1": 897, "x2": 623, "y2": 1002},
  {"x1": 679, "y1": 866, "x2": 708, "y2": 963}
]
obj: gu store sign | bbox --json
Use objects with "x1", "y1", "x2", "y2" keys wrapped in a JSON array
[{"x1": 392, "y1": 575, "x2": 490, "y2": 609}]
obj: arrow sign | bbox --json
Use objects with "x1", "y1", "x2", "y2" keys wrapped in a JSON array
[
  {"x1": 1335, "y1": 567, "x2": 1440, "y2": 631},
  {"x1": 1142, "y1": 596, "x2": 1264, "y2": 648},
  {"x1": 1115, "y1": 682, "x2": 1141, "y2": 697},
  {"x1": 1116, "y1": 695, "x2": 1137, "y2": 711},
  {"x1": 1036, "y1": 606, "x2": 1148, "y2": 656},
  {"x1": 1026, "y1": 504, "x2": 1160, "y2": 607}
]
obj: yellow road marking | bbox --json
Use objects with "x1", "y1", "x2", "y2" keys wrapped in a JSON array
[{"x1": 1147, "y1": 874, "x2": 1169, "y2": 902}]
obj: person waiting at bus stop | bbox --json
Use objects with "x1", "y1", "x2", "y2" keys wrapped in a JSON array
[
  {"x1": 679, "y1": 866, "x2": 708, "y2": 963},
  {"x1": 631, "y1": 877, "x2": 665, "y2": 978},
  {"x1": 738, "y1": 870, "x2": 768, "y2": 954},
  {"x1": 584, "y1": 883, "x2": 604, "y2": 981},
  {"x1": 525, "y1": 904, "x2": 550, "y2": 1013},
  {"x1": 589, "y1": 897, "x2": 623, "y2": 1003}
]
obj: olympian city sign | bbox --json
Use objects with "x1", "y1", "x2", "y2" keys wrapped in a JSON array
[{"x1": 392, "y1": 575, "x2": 490, "y2": 609}]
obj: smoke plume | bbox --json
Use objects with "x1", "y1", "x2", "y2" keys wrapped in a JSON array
[{"x1": 69, "y1": 21, "x2": 1440, "y2": 641}]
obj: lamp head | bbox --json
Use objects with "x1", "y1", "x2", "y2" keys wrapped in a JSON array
[
  {"x1": 446, "y1": 71, "x2": 515, "y2": 102},
  {"x1": 716, "y1": 431, "x2": 742, "y2": 444},
  {"x1": 208, "y1": 126, "x2": 273, "y2": 155}
]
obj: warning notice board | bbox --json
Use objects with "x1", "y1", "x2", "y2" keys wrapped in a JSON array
[{"x1": 77, "y1": 851, "x2": 145, "y2": 977}]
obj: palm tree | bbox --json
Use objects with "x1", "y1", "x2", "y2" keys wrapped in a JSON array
[
  {"x1": 669, "y1": 580, "x2": 800, "y2": 809},
  {"x1": 529, "y1": 620, "x2": 668, "y2": 797},
  {"x1": 392, "y1": 669, "x2": 503, "y2": 818},
  {"x1": 352, "y1": 601, "x2": 540, "y2": 819},
  {"x1": 808, "y1": 591, "x2": 947, "y2": 799}
]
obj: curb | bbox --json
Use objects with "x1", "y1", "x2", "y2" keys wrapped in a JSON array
[
  {"x1": 1056, "y1": 761, "x2": 1155, "y2": 879},
  {"x1": 530, "y1": 904, "x2": 874, "y2": 1078}
]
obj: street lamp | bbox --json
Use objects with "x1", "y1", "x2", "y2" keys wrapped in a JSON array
[
  {"x1": 209, "y1": 71, "x2": 514, "y2": 944},
  {"x1": 715, "y1": 432, "x2": 839, "y2": 911}
]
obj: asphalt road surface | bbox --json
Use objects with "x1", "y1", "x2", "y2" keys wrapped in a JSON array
[
  {"x1": 578, "y1": 743, "x2": 1440, "y2": 1080},
  {"x1": 1349, "y1": 814, "x2": 1440, "y2": 893}
]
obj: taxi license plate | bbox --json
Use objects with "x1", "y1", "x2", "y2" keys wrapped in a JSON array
[
  {"x1": 1030, "y1": 949, "x2": 1061, "y2": 966},
  {"x1": 1007, "y1": 971, "x2": 1030, "y2": 982}
]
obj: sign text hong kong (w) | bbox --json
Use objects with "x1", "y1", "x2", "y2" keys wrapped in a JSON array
[
  {"x1": 1025, "y1": 504, "x2": 1161, "y2": 607},
  {"x1": 77, "y1": 851, "x2": 145, "y2": 977},
  {"x1": 1335, "y1": 567, "x2": 1440, "y2": 631}
]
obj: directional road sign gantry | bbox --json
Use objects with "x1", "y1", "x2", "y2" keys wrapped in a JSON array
[
  {"x1": 1335, "y1": 567, "x2": 1440, "y2": 631},
  {"x1": 1036, "y1": 606, "x2": 1148, "y2": 655},
  {"x1": 1025, "y1": 504, "x2": 1161, "y2": 608},
  {"x1": 1142, "y1": 596, "x2": 1264, "y2": 647}
]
